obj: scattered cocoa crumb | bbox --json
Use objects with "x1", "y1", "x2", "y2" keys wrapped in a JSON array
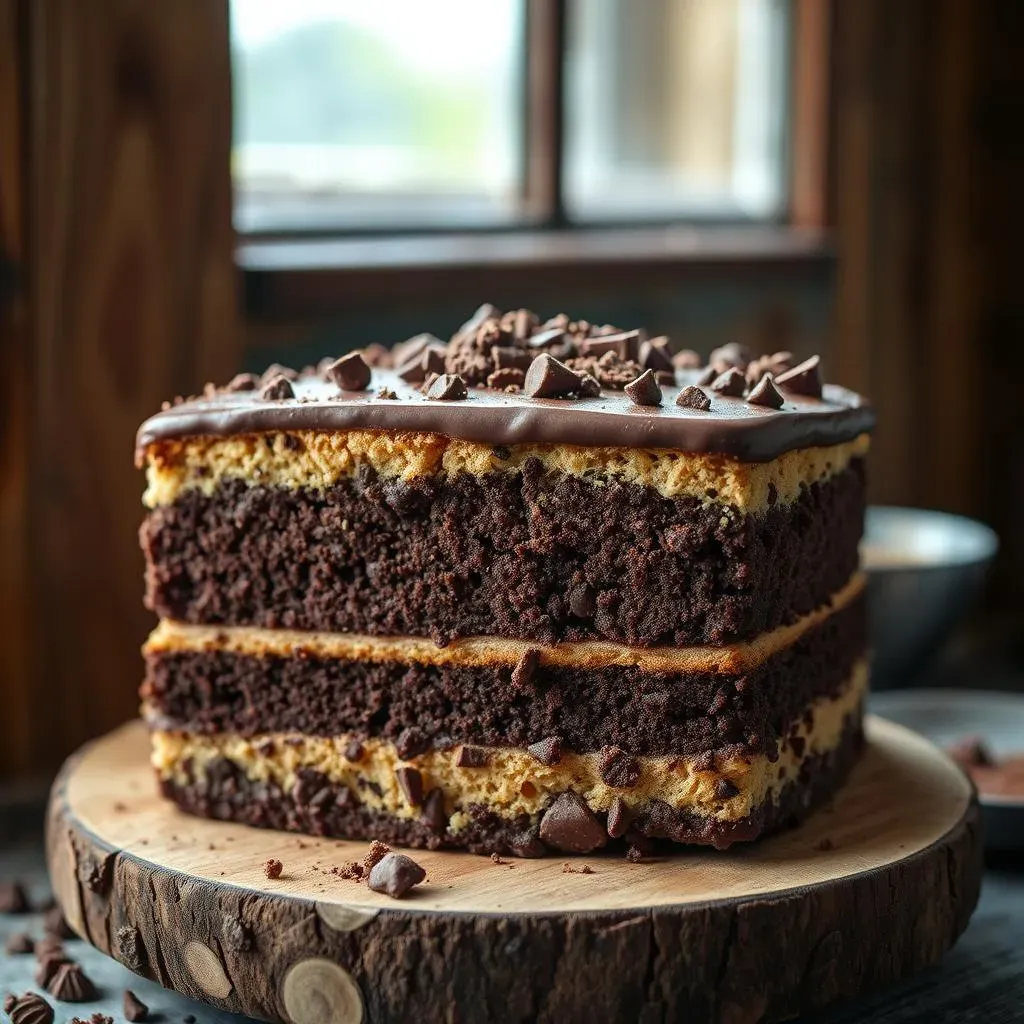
[
  {"x1": 331, "y1": 862, "x2": 364, "y2": 881},
  {"x1": 626, "y1": 845, "x2": 646, "y2": 863},
  {"x1": 362, "y1": 840, "x2": 391, "y2": 873},
  {"x1": 561, "y1": 863, "x2": 594, "y2": 875},
  {"x1": 263, "y1": 859, "x2": 283, "y2": 880}
]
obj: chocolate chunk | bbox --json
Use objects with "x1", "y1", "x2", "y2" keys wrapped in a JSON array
[
  {"x1": 639, "y1": 338, "x2": 674, "y2": 373},
  {"x1": 395, "y1": 727, "x2": 430, "y2": 760},
  {"x1": 47, "y1": 963, "x2": 96, "y2": 1003},
  {"x1": 568, "y1": 582, "x2": 595, "y2": 618},
  {"x1": 695, "y1": 365, "x2": 718, "y2": 386},
  {"x1": 292, "y1": 767, "x2": 329, "y2": 806},
  {"x1": 393, "y1": 332, "x2": 442, "y2": 366},
  {"x1": 598, "y1": 746, "x2": 641, "y2": 788},
  {"x1": 7, "y1": 993, "x2": 53, "y2": 1024},
  {"x1": 42, "y1": 908, "x2": 73, "y2": 939},
  {"x1": 746, "y1": 351, "x2": 794, "y2": 386},
  {"x1": 260, "y1": 375, "x2": 294, "y2": 401},
  {"x1": 367, "y1": 853, "x2": 426, "y2": 899},
  {"x1": 363, "y1": 840, "x2": 391, "y2": 873},
  {"x1": 709, "y1": 342, "x2": 751, "y2": 373},
  {"x1": 523, "y1": 353, "x2": 582, "y2": 398},
  {"x1": 263, "y1": 858, "x2": 283, "y2": 879},
  {"x1": 426, "y1": 373, "x2": 469, "y2": 401},
  {"x1": 492, "y1": 346, "x2": 533, "y2": 371},
  {"x1": 4, "y1": 933, "x2": 33, "y2": 955},
  {"x1": 511, "y1": 648, "x2": 540, "y2": 689},
  {"x1": 582, "y1": 331, "x2": 636, "y2": 359},
  {"x1": 421, "y1": 788, "x2": 448, "y2": 835},
  {"x1": 527, "y1": 736, "x2": 562, "y2": 766},
  {"x1": 486, "y1": 368, "x2": 525, "y2": 390},
  {"x1": 34, "y1": 955, "x2": 70, "y2": 988},
  {"x1": 221, "y1": 915, "x2": 252, "y2": 952},
  {"x1": 747, "y1": 373, "x2": 785, "y2": 409},
  {"x1": 578, "y1": 373, "x2": 601, "y2": 397},
  {"x1": 710, "y1": 367, "x2": 747, "y2": 397},
  {"x1": 527, "y1": 326, "x2": 566, "y2": 350},
  {"x1": 606, "y1": 797, "x2": 632, "y2": 839},
  {"x1": 327, "y1": 352, "x2": 372, "y2": 391},
  {"x1": 675, "y1": 385, "x2": 711, "y2": 411},
  {"x1": 398, "y1": 345, "x2": 447, "y2": 383},
  {"x1": 624, "y1": 369, "x2": 662, "y2": 407},
  {"x1": 395, "y1": 766, "x2": 424, "y2": 807},
  {"x1": 344, "y1": 739, "x2": 365, "y2": 763},
  {"x1": 775, "y1": 354, "x2": 823, "y2": 398},
  {"x1": 539, "y1": 792, "x2": 608, "y2": 854},
  {"x1": 672, "y1": 349, "x2": 701, "y2": 369},
  {"x1": 122, "y1": 991, "x2": 149, "y2": 1023},
  {"x1": 716, "y1": 778, "x2": 740, "y2": 800},
  {"x1": 0, "y1": 881, "x2": 28, "y2": 914},
  {"x1": 224, "y1": 372, "x2": 260, "y2": 392},
  {"x1": 455, "y1": 745, "x2": 490, "y2": 768}
]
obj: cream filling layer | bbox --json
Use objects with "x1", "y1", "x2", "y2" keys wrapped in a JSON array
[
  {"x1": 143, "y1": 430, "x2": 870, "y2": 511},
  {"x1": 150, "y1": 659, "x2": 867, "y2": 830},
  {"x1": 145, "y1": 572, "x2": 864, "y2": 676}
]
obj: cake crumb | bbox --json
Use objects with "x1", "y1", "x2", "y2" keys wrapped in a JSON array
[
  {"x1": 561, "y1": 863, "x2": 594, "y2": 875},
  {"x1": 263, "y1": 859, "x2": 283, "y2": 880},
  {"x1": 331, "y1": 861, "x2": 364, "y2": 881},
  {"x1": 362, "y1": 840, "x2": 391, "y2": 873}
]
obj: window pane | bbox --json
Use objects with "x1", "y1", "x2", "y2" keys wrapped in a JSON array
[
  {"x1": 565, "y1": 0, "x2": 790, "y2": 221},
  {"x1": 231, "y1": 0, "x2": 524, "y2": 233}
]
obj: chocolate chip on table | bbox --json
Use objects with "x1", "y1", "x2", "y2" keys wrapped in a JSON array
[
  {"x1": 746, "y1": 350, "x2": 794, "y2": 387},
  {"x1": 746, "y1": 372, "x2": 785, "y2": 409},
  {"x1": 774, "y1": 354, "x2": 824, "y2": 398},
  {"x1": 639, "y1": 338, "x2": 674, "y2": 374},
  {"x1": 326, "y1": 351, "x2": 372, "y2": 391},
  {"x1": 123, "y1": 991, "x2": 150, "y2": 1023},
  {"x1": 709, "y1": 342, "x2": 751, "y2": 373},
  {"x1": 527, "y1": 736, "x2": 562, "y2": 767},
  {"x1": 0, "y1": 881, "x2": 28, "y2": 914},
  {"x1": 455, "y1": 745, "x2": 491, "y2": 768},
  {"x1": 539, "y1": 792, "x2": 608, "y2": 854},
  {"x1": 397, "y1": 345, "x2": 447, "y2": 383},
  {"x1": 362, "y1": 840, "x2": 391, "y2": 873},
  {"x1": 7, "y1": 992, "x2": 54, "y2": 1024},
  {"x1": 34, "y1": 954, "x2": 71, "y2": 989},
  {"x1": 710, "y1": 367, "x2": 747, "y2": 397},
  {"x1": 675, "y1": 385, "x2": 712, "y2": 411},
  {"x1": 511, "y1": 648, "x2": 541, "y2": 689},
  {"x1": 367, "y1": 853, "x2": 427, "y2": 899},
  {"x1": 259, "y1": 374, "x2": 294, "y2": 401},
  {"x1": 263, "y1": 858, "x2": 283, "y2": 880},
  {"x1": 695, "y1": 364, "x2": 718, "y2": 386},
  {"x1": 223, "y1": 372, "x2": 260, "y2": 392},
  {"x1": 623, "y1": 368, "x2": 662, "y2": 407},
  {"x1": 598, "y1": 746, "x2": 641, "y2": 788},
  {"x1": 4, "y1": 932, "x2": 33, "y2": 955},
  {"x1": 46, "y1": 962, "x2": 96, "y2": 1003},
  {"x1": 395, "y1": 766, "x2": 424, "y2": 807},
  {"x1": 578, "y1": 373, "x2": 602, "y2": 397},
  {"x1": 606, "y1": 797, "x2": 631, "y2": 839},
  {"x1": 523, "y1": 353, "x2": 582, "y2": 398},
  {"x1": 426, "y1": 373, "x2": 469, "y2": 401}
]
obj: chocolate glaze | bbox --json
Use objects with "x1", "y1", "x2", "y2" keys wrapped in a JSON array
[{"x1": 137, "y1": 368, "x2": 874, "y2": 463}]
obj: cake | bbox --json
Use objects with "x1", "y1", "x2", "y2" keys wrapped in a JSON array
[{"x1": 137, "y1": 306, "x2": 874, "y2": 857}]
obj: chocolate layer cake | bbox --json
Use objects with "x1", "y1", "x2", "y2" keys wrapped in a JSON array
[{"x1": 137, "y1": 307, "x2": 874, "y2": 856}]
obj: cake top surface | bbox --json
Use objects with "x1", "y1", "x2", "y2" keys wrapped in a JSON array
[{"x1": 137, "y1": 305, "x2": 874, "y2": 463}]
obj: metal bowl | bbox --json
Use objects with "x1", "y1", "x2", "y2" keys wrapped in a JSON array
[{"x1": 863, "y1": 506, "x2": 998, "y2": 688}]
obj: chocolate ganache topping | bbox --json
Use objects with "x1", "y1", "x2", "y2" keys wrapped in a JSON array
[{"x1": 137, "y1": 305, "x2": 874, "y2": 463}]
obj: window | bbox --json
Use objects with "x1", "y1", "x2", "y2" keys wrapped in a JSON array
[{"x1": 232, "y1": 0, "x2": 794, "y2": 236}]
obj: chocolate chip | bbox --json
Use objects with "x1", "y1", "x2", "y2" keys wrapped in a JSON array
[
  {"x1": 260, "y1": 375, "x2": 294, "y2": 401},
  {"x1": 47, "y1": 962, "x2": 96, "y2": 1002},
  {"x1": 398, "y1": 345, "x2": 447, "y2": 383},
  {"x1": 746, "y1": 372, "x2": 785, "y2": 409},
  {"x1": 746, "y1": 351, "x2": 794, "y2": 386},
  {"x1": 4, "y1": 933, "x2": 32, "y2": 955},
  {"x1": 395, "y1": 727, "x2": 430, "y2": 760},
  {"x1": 421, "y1": 788, "x2": 448, "y2": 835},
  {"x1": 539, "y1": 792, "x2": 608, "y2": 854},
  {"x1": 426, "y1": 373, "x2": 469, "y2": 401},
  {"x1": 672, "y1": 349, "x2": 701, "y2": 369},
  {"x1": 675, "y1": 385, "x2": 711, "y2": 410},
  {"x1": 598, "y1": 746, "x2": 641, "y2": 788},
  {"x1": 493, "y1": 346, "x2": 533, "y2": 371},
  {"x1": 0, "y1": 881, "x2": 28, "y2": 914},
  {"x1": 123, "y1": 991, "x2": 149, "y2": 1023},
  {"x1": 344, "y1": 739, "x2": 365, "y2": 763},
  {"x1": 34, "y1": 954, "x2": 70, "y2": 988},
  {"x1": 526, "y1": 326, "x2": 566, "y2": 349},
  {"x1": 7, "y1": 993, "x2": 53, "y2": 1024},
  {"x1": 527, "y1": 736, "x2": 562, "y2": 766},
  {"x1": 775, "y1": 354, "x2": 823, "y2": 398},
  {"x1": 606, "y1": 797, "x2": 631, "y2": 838},
  {"x1": 511, "y1": 648, "x2": 540, "y2": 688},
  {"x1": 709, "y1": 342, "x2": 751, "y2": 373},
  {"x1": 716, "y1": 778, "x2": 740, "y2": 800},
  {"x1": 395, "y1": 766, "x2": 424, "y2": 807},
  {"x1": 327, "y1": 352, "x2": 372, "y2": 391},
  {"x1": 578, "y1": 373, "x2": 602, "y2": 397},
  {"x1": 3, "y1": 995, "x2": 16, "y2": 1015},
  {"x1": 710, "y1": 367, "x2": 747, "y2": 397},
  {"x1": 263, "y1": 859, "x2": 283, "y2": 879},
  {"x1": 624, "y1": 368, "x2": 662, "y2": 406},
  {"x1": 224, "y1": 372, "x2": 260, "y2": 392},
  {"x1": 639, "y1": 338, "x2": 674, "y2": 373},
  {"x1": 581, "y1": 331, "x2": 635, "y2": 359},
  {"x1": 695, "y1": 365, "x2": 718, "y2": 386},
  {"x1": 523, "y1": 353, "x2": 582, "y2": 398},
  {"x1": 367, "y1": 853, "x2": 426, "y2": 899},
  {"x1": 455, "y1": 745, "x2": 490, "y2": 768}
]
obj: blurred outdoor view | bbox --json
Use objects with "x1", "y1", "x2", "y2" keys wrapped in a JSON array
[{"x1": 231, "y1": 0, "x2": 789, "y2": 234}]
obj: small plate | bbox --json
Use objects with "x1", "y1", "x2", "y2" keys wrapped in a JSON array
[{"x1": 869, "y1": 688, "x2": 1024, "y2": 850}]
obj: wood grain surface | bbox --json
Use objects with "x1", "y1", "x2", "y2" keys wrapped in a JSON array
[{"x1": 45, "y1": 717, "x2": 982, "y2": 1024}]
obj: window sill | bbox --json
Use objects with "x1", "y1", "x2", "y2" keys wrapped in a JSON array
[{"x1": 240, "y1": 225, "x2": 834, "y2": 317}]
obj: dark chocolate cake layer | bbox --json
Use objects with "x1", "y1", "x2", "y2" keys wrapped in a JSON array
[
  {"x1": 143, "y1": 594, "x2": 864, "y2": 759},
  {"x1": 141, "y1": 457, "x2": 865, "y2": 647},
  {"x1": 155, "y1": 709, "x2": 863, "y2": 854}
]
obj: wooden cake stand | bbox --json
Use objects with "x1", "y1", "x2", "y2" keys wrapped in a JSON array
[{"x1": 46, "y1": 717, "x2": 981, "y2": 1024}]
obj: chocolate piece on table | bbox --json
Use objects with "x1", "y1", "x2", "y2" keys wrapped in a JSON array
[
  {"x1": 46, "y1": 962, "x2": 96, "y2": 1003},
  {"x1": 7, "y1": 993, "x2": 54, "y2": 1024},
  {"x1": 367, "y1": 853, "x2": 427, "y2": 899},
  {"x1": 523, "y1": 354, "x2": 582, "y2": 398},
  {"x1": 710, "y1": 367, "x2": 747, "y2": 397},
  {"x1": 747, "y1": 373, "x2": 786, "y2": 409},
  {"x1": 695, "y1": 364, "x2": 718, "y2": 386},
  {"x1": 775, "y1": 355, "x2": 824, "y2": 399},
  {"x1": 122, "y1": 990, "x2": 149, "y2": 1023},
  {"x1": 259, "y1": 375, "x2": 294, "y2": 401},
  {"x1": 624, "y1": 369, "x2": 663, "y2": 407},
  {"x1": 326, "y1": 352, "x2": 372, "y2": 391},
  {"x1": 426, "y1": 373, "x2": 469, "y2": 401},
  {"x1": 539, "y1": 792, "x2": 608, "y2": 853},
  {"x1": 675, "y1": 385, "x2": 712, "y2": 410},
  {"x1": 639, "y1": 338, "x2": 674, "y2": 374}
]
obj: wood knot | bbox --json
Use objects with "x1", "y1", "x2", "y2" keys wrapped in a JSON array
[
  {"x1": 183, "y1": 940, "x2": 232, "y2": 999},
  {"x1": 282, "y1": 958, "x2": 363, "y2": 1024},
  {"x1": 315, "y1": 903, "x2": 379, "y2": 933}
]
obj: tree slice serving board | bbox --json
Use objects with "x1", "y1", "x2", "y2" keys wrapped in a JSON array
[{"x1": 46, "y1": 717, "x2": 981, "y2": 1024}]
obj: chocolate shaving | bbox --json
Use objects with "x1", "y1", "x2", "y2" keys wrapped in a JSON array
[
  {"x1": 539, "y1": 792, "x2": 608, "y2": 854},
  {"x1": 367, "y1": 853, "x2": 426, "y2": 899},
  {"x1": 624, "y1": 369, "x2": 662, "y2": 407},
  {"x1": 426, "y1": 373, "x2": 469, "y2": 401},
  {"x1": 527, "y1": 736, "x2": 563, "y2": 766},
  {"x1": 395, "y1": 766, "x2": 424, "y2": 807},
  {"x1": 747, "y1": 373, "x2": 785, "y2": 409},
  {"x1": 327, "y1": 352, "x2": 372, "y2": 391},
  {"x1": 260, "y1": 375, "x2": 294, "y2": 401},
  {"x1": 774, "y1": 354, "x2": 823, "y2": 398},
  {"x1": 710, "y1": 367, "x2": 747, "y2": 397},
  {"x1": 523, "y1": 354, "x2": 582, "y2": 398},
  {"x1": 675, "y1": 385, "x2": 711, "y2": 411}
]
